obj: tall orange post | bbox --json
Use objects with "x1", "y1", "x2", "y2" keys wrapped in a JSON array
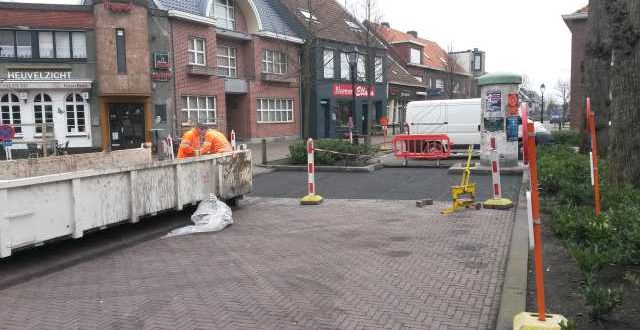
[
  {"x1": 586, "y1": 98, "x2": 601, "y2": 216},
  {"x1": 527, "y1": 121, "x2": 546, "y2": 321}
]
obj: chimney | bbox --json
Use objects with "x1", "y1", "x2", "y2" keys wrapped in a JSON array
[
  {"x1": 381, "y1": 22, "x2": 390, "y2": 28},
  {"x1": 407, "y1": 30, "x2": 418, "y2": 38}
]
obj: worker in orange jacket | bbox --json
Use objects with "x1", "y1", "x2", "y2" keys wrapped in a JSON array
[
  {"x1": 201, "y1": 128, "x2": 232, "y2": 155},
  {"x1": 176, "y1": 122, "x2": 206, "y2": 159}
]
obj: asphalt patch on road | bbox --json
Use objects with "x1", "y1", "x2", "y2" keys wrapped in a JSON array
[{"x1": 251, "y1": 168, "x2": 521, "y2": 202}]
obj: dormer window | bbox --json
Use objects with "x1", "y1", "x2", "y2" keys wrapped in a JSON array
[
  {"x1": 299, "y1": 9, "x2": 318, "y2": 22},
  {"x1": 213, "y1": 0, "x2": 235, "y2": 30},
  {"x1": 345, "y1": 20, "x2": 361, "y2": 31},
  {"x1": 410, "y1": 48, "x2": 420, "y2": 64}
]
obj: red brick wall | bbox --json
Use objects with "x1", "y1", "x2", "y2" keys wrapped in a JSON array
[
  {"x1": 249, "y1": 37, "x2": 301, "y2": 138},
  {"x1": 94, "y1": 4, "x2": 151, "y2": 95},
  {"x1": 0, "y1": 8, "x2": 93, "y2": 29},
  {"x1": 171, "y1": 19, "x2": 227, "y2": 135},
  {"x1": 567, "y1": 18, "x2": 588, "y2": 131}
]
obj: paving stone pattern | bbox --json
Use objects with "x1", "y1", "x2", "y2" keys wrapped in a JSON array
[{"x1": 0, "y1": 198, "x2": 514, "y2": 330}]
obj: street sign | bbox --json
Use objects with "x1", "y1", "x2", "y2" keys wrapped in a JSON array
[{"x1": 0, "y1": 125, "x2": 16, "y2": 141}]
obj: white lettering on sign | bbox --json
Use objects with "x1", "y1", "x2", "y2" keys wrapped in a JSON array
[
  {"x1": 332, "y1": 83, "x2": 376, "y2": 98},
  {"x1": 7, "y1": 71, "x2": 72, "y2": 80}
]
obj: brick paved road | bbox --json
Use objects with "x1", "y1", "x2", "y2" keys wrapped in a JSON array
[{"x1": 0, "y1": 198, "x2": 514, "y2": 330}]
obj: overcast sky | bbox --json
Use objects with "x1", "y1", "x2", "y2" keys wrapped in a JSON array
[
  {"x1": 372, "y1": 0, "x2": 586, "y2": 99},
  {"x1": 3, "y1": 0, "x2": 586, "y2": 100}
]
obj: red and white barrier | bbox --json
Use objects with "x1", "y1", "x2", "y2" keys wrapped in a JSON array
[
  {"x1": 300, "y1": 138, "x2": 323, "y2": 205},
  {"x1": 230, "y1": 129, "x2": 237, "y2": 151},
  {"x1": 307, "y1": 138, "x2": 315, "y2": 195},
  {"x1": 490, "y1": 136, "x2": 502, "y2": 199}
]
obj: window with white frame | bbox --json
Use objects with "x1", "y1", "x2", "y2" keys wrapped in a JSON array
[
  {"x1": 340, "y1": 52, "x2": 350, "y2": 80},
  {"x1": 323, "y1": 49, "x2": 334, "y2": 79},
  {"x1": 213, "y1": 0, "x2": 235, "y2": 30},
  {"x1": 217, "y1": 46, "x2": 237, "y2": 77},
  {"x1": 356, "y1": 54, "x2": 366, "y2": 81},
  {"x1": 436, "y1": 79, "x2": 444, "y2": 90},
  {"x1": 0, "y1": 93, "x2": 21, "y2": 134},
  {"x1": 262, "y1": 49, "x2": 288, "y2": 74},
  {"x1": 0, "y1": 30, "x2": 86, "y2": 59},
  {"x1": 65, "y1": 93, "x2": 87, "y2": 134},
  {"x1": 414, "y1": 75, "x2": 422, "y2": 83},
  {"x1": 474, "y1": 54, "x2": 482, "y2": 71},
  {"x1": 257, "y1": 98, "x2": 293, "y2": 123},
  {"x1": 34, "y1": 93, "x2": 53, "y2": 134},
  {"x1": 410, "y1": 48, "x2": 420, "y2": 64},
  {"x1": 188, "y1": 38, "x2": 206, "y2": 66},
  {"x1": 182, "y1": 96, "x2": 216, "y2": 124},
  {"x1": 299, "y1": 9, "x2": 317, "y2": 21},
  {"x1": 375, "y1": 56, "x2": 383, "y2": 83}
]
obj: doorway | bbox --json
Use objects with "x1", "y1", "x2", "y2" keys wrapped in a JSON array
[{"x1": 108, "y1": 103, "x2": 145, "y2": 150}]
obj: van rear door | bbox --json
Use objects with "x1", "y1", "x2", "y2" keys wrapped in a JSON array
[
  {"x1": 407, "y1": 101, "x2": 446, "y2": 134},
  {"x1": 446, "y1": 102, "x2": 481, "y2": 146}
]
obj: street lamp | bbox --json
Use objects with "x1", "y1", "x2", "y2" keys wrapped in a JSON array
[
  {"x1": 346, "y1": 47, "x2": 359, "y2": 144},
  {"x1": 540, "y1": 83, "x2": 546, "y2": 124}
]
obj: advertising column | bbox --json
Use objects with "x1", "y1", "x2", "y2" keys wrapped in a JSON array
[{"x1": 477, "y1": 72, "x2": 522, "y2": 167}]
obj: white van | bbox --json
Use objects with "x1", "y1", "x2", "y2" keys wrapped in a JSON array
[{"x1": 405, "y1": 98, "x2": 481, "y2": 147}]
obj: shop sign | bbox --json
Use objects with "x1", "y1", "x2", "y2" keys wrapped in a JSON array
[
  {"x1": 7, "y1": 70, "x2": 72, "y2": 80},
  {"x1": 0, "y1": 81, "x2": 91, "y2": 89},
  {"x1": 332, "y1": 84, "x2": 375, "y2": 98},
  {"x1": 151, "y1": 71, "x2": 171, "y2": 81},
  {"x1": 104, "y1": 1, "x2": 133, "y2": 12},
  {"x1": 154, "y1": 53, "x2": 170, "y2": 69}
]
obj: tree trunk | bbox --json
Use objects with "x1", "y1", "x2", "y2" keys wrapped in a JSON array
[
  {"x1": 607, "y1": 0, "x2": 640, "y2": 186},
  {"x1": 584, "y1": 0, "x2": 612, "y2": 156}
]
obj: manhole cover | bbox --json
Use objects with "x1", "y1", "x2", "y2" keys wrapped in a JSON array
[
  {"x1": 450, "y1": 229, "x2": 470, "y2": 235},
  {"x1": 385, "y1": 250, "x2": 412, "y2": 258},
  {"x1": 389, "y1": 236, "x2": 412, "y2": 242},
  {"x1": 463, "y1": 261, "x2": 488, "y2": 269},
  {"x1": 454, "y1": 243, "x2": 487, "y2": 251}
]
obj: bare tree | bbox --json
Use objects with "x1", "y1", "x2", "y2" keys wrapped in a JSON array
[
  {"x1": 556, "y1": 79, "x2": 570, "y2": 130},
  {"x1": 445, "y1": 45, "x2": 461, "y2": 99},
  {"x1": 606, "y1": 0, "x2": 640, "y2": 186}
]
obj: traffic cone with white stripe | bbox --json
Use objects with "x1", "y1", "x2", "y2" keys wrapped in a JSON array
[
  {"x1": 300, "y1": 138, "x2": 323, "y2": 205},
  {"x1": 483, "y1": 135, "x2": 513, "y2": 210}
]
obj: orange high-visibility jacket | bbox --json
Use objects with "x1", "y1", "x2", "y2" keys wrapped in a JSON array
[
  {"x1": 176, "y1": 128, "x2": 201, "y2": 159},
  {"x1": 201, "y1": 129, "x2": 232, "y2": 155}
]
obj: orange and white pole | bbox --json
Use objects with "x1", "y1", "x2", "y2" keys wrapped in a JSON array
[
  {"x1": 527, "y1": 120, "x2": 546, "y2": 321},
  {"x1": 586, "y1": 98, "x2": 601, "y2": 216},
  {"x1": 300, "y1": 138, "x2": 323, "y2": 205},
  {"x1": 230, "y1": 129, "x2": 237, "y2": 151}
]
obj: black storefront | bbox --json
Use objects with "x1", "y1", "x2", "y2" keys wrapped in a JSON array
[{"x1": 308, "y1": 41, "x2": 387, "y2": 139}]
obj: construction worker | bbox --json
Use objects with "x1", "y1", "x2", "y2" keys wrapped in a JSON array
[
  {"x1": 176, "y1": 121, "x2": 206, "y2": 159},
  {"x1": 201, "y1": 128, "x2": 232, "y2": 155}
]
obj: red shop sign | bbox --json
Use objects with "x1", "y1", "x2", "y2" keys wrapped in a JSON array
[{"x1": 332, "y1": 84, "x2": 375, "y2": 98}]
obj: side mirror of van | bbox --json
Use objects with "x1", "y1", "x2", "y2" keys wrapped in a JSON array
[{"x1": 477, "y1": 125, "x2": 481, "y2": 131}]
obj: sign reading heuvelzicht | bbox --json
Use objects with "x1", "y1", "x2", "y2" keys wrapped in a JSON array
[{"x1": 7, "y1": 70, "x2": 72, "y2": 80}]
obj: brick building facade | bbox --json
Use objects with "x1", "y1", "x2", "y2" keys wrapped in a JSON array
[
  {"x1": 563, "y1": 5, "x2": 589, "y2": 130},
  {"x1": 372, "y1": 22, "x2": 474, "y2": 101},
  {"x1": 155, "y1": 0, "x2": 304, "y2": 142}
]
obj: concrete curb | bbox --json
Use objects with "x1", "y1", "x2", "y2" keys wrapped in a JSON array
[
  {"x1": 448, "y1": 163, "x2": 525, "y2": 175},
  {"x1": 495, "y1": 170, "x2": 531, "y2": 330},
  {"x1": 257, "y1": 162, "x2": 384, "y2": 173}
]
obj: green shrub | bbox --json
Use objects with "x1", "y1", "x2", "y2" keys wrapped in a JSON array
[
  {"x1": 569, "y1": 243, "x2": 617, "y2": 275},
  {"x1": 559, "y1": 319, "x2": 577, "y2": 330},
  {"x1": 583, "y1": 283, "x2": 623, "y2": 320},
  {"x1": 288, "y1": 139, "x2": 376, "y2": 166},
  {"x1": 538, "y1": 145, "x2": 592, "y2": 205},
  {"x1": 552, "y1": 130, "x2": 583, "y2": 146}
]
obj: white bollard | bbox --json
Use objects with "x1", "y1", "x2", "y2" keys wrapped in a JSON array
[
  {"x1": 300, "y1": 138, "x2": 323, "y2": 205},
  {"x1": 230, "y1": 130, "x2": 237, "y2": 151},
  {"x1": 482, "y1": 134, "x2": 513, "y2": 209}
]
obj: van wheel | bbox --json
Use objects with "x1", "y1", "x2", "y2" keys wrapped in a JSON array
[{"x1": 225, "y1": 196, "x2": 242, "y2": 207}]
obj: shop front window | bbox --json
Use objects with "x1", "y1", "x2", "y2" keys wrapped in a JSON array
[
  {"x1": 0, "y1": 93, "x2": 21, "y2": 134},
  {"x1": 34, "y1": 93, "x2": 53, "y2": 134},
  {"x1": 65, "y1": 93, "x2": 87, "y2": 134}
]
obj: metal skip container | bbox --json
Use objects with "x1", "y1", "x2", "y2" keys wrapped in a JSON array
[{"x1": 477, "y1": 72, "x2": 522, "y2": 167}]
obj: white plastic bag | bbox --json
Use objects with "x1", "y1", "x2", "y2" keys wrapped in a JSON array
[{"x1": 165, "y1": 194, "x2": 233, "y2": 237}]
